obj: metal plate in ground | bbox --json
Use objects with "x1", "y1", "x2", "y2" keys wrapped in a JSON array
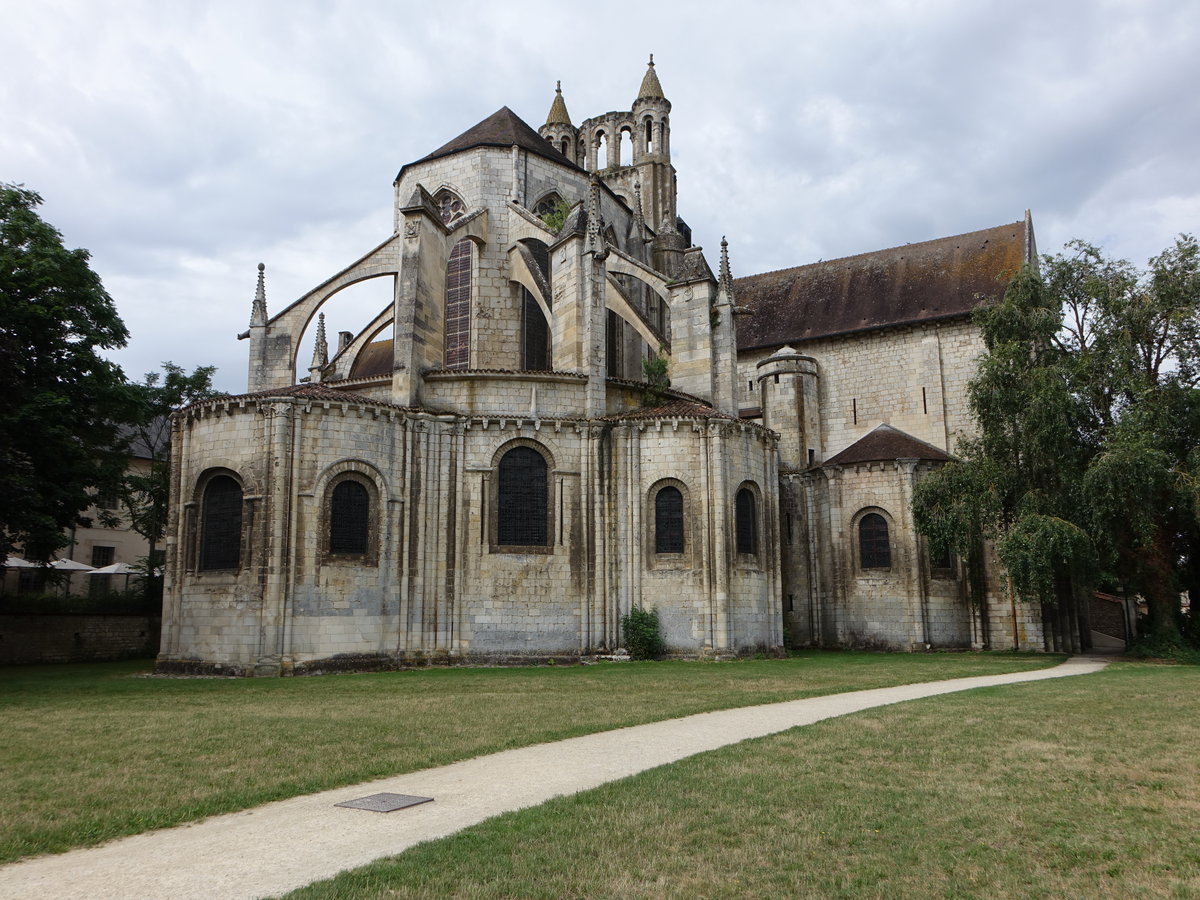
[{"x1": 335, "y1": 793, "x2": 434, "y2": 812}]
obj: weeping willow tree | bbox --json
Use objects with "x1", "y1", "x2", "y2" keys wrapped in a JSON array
[
  {"x1": 916, "y1": 236, "x2": 1200, "y2": 651},
  {"x1": 914, "y1": 265, "x2": 1096, "y2": 651}
]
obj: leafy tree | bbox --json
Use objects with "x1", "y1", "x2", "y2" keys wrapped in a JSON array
[
  {"x1": 914, "y1": 236, "x2": 1200, "y2": 650},
  {"x1": 0, "y1": 184, "x2": 137, "y2": 563},
  {"x1": 121, "y1": 363, "x2": 222, "y2": 581}
]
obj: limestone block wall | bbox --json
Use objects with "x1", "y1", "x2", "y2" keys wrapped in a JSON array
[
  {"x1": 0, "y1": 615, "x2": 160, "y2": 664},
  {"x1": 422, "y1": 372, "x2": 589, "y2": 418},
  {"x1": 738, "y1": 318, "x2": 985, "y2": 459},
  {"x1": 816, "y1": 462, "x2": 972, "y2": 650},
  {"x1": 162, "y1": 401, "x2": 272, "y2": 669},
  {"x1": 455, "y1": 421, "x2": 584, "y2": 655}
]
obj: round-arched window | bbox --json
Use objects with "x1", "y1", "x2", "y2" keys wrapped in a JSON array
[
  {"x1": 655, "y1": 486, "x2": 684, "y2": 554},
  {"x1": 329, "y1": 480, "x2": 370, "y2": 555},
  {"x1": 859, "y1": 513, "x2": 891, "y2": 569}
]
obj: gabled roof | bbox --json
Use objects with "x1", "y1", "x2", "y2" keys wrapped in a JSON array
[
  {"x1": 823, "y1": 424, "x2": 951, "y2": 467},
  {"x1": 735, "y1": 219, "x2": 1031, "y2": 351},
  {"x1": 396, "y1": 107, "x2": 582, "y2": 181}
]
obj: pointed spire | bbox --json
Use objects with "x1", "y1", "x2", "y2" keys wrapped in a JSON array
[
  {"x1": 637, "y1": 54, "x2": 666, "y2": 101},
  {"x1": 633, "y1": 181, "x2": 646, "y2": 233},
  {"x1": 719, "y1": 236, "x2": 735, "y2": 298},
  {"x1": 545, "y1": 80, "x2": 572, "y2": 127},
  {"x1": 309, "y1": 312, "x2": 328, "y2": 372},
  {"x1": 250, "y1": 262, "x2": 267, "y2": 327}
]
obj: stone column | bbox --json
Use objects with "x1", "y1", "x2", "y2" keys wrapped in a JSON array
[
  {"x1": 709, "y1": 423, "x2": 731, "y2": 651},
  {"x1": 256, "y1": 400, "x2": 295, "y2": 676}
]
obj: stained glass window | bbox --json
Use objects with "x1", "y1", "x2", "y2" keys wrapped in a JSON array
[
  {"x1": 497, "y1": 447, "x2": 548, "y2": 547},
  {"x1": 735, "y1": 488, "x2": 757, "y2": 555},
  {"x1": 330, "y1": 480, "x2": 370, "y2": 555},
  {"x1": 860, "y1": 513, "x2": 891, "y2": 569},
  {"x1": 445, "y1": 239, "x2": 471, "y2": 369},
  {"x1": 200, "y1": 475, "x2": 242, "y2": 570},
  {"x1": 655, "y1": 486, "x2": 684, "y2": 554}
]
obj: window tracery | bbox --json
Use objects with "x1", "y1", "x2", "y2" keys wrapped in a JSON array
[{"x1": 434, "y1": 189, "x2": 466, "y2": 225}]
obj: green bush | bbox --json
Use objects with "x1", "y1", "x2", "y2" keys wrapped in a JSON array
[
  {"x1": 621, "y1": 605, "x2": 665, "y2": 660},
  {"x1": 1128, "y1": 632, "x2": 1200, "y2": 665}
]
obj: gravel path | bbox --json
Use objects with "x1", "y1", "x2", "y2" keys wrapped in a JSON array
[{"x1": 0, "y1": 655, "x2": 1110, "y2": 900}]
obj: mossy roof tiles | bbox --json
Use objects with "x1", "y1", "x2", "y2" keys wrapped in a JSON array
[{"x1": 735, "y1": 220, "x2": 1028, "y2": 350}]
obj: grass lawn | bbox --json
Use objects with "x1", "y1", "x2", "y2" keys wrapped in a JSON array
[
  {"x1": 0, "y1": 651, "x2": 1058, "y2": 864},
  {"x1": 284, "y1": 661, "x2": 1200, "y2": 900}
]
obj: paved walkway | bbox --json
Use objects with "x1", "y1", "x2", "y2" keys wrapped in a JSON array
[{"x1": 0, "y1": 656, "x2": 1110, "y2": 900}]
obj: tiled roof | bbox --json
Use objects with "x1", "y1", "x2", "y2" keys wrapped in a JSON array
[
  {"x1": 397, "y1": 107, "x2": 581, "y2": 181},
  {"x1": 545, "y1": 83, "x2": 572, "y2": 126},
  {"x1": 188, "y1": 383, "x2": 413, "y2": 412},
  {"x1": 823, "y1": 424, "x2": 951, "y2": 467},
  {"x1": 736, "y1": 220, "x2": 1029, "y2": 350},
  {"x1": 637, "y1": 58, "x2": 666, "y2": 101},
  {"x1": 605, "y1": 398, "x2": 739, "y2": 422},
  {"x1": 348, "y1": 340, "x2": 393, "y2": 379}
]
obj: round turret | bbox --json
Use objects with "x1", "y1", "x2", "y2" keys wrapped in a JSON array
[
  {"x1": 757, "y1": 346, "x2": 821, "y2": 469},
  {"x1": 631, "y1": 55, "x2": 671, "y2": 161}
]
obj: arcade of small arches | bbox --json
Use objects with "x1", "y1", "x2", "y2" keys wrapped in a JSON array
[{"x1": 191, "y1": 459, "x2": 921, "y2": 578}]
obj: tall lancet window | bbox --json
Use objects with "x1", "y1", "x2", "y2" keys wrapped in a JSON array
[
  {"x1": 444, "y1": 239, "x2": 471, "y2": 369},
  {"x1": 522, "y1": 289, "x2": 551, "y2": 370}
]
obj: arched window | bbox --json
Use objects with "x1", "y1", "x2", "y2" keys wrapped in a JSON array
[
  {"x1": 433, "y1": 188, "x2": 466, "y2": 226},
  {"x1": 605, "y1": 309, "x2": 623, "y2": 378},
  {"x1": 522, "y1": 288, "x2": 551, "y2": 370},
  {"x1": 860, "y1": 513, "x2": 891, "y2": 569},
  {"x1": 620, "y1": 126, "x2": 633, "y2": 166},
  {"x1": 444, "y1": 239, "x2": 471, "y2": 369},
  {"x1": 533, "y1": 193, "x2": 564, "y2": 221},
  {"x1": 497, "y1": 446, "x2": 548, "y2": 547},
  {"x1": 644, "y1": 117, "x2": 654, "y2": 153},
  {"x1": 655, "y1": 486, "x2": 684, "y2": 553},
  {"x1": 735, "y1": 487, "x2": 757, "y2": 555},
  {"x1": 329, "y1": 480, "x2": 370, "y2": 555},
  {"x1": 596, "y1": 131, "x2": 608, "y2": 169},
  {"x1": 200, "y1": 475, "x2": 242, "y2": 571}
]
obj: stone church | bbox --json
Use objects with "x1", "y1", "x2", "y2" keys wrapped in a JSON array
[{"x1": 158, "y1": 60, "x2": 1043, "y2": 676}]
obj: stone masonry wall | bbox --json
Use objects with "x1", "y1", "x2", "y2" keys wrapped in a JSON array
[
  {"x1": 739, "y1": 318, "x2": 984, "y2": 461},
  {"x1": 1, "y1": 614, "x2": 160, "y2": 664}
]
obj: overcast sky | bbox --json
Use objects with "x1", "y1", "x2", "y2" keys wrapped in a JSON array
[{"x1": 3, "y1": 0, "x2": 1197, "y2": 393}]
